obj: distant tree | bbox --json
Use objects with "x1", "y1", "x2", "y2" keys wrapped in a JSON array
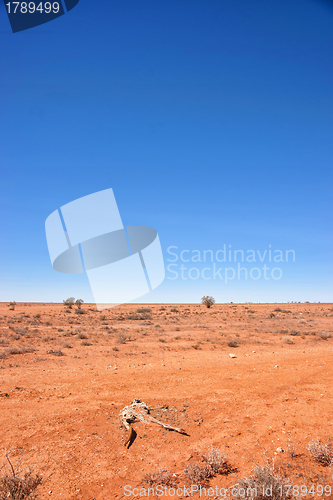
[
  {"x1": 63, "y1": 297, "x2": 75, "y2": 309},
  {"x1": 201, "y1": 296, "x2": 215, "y2": 308},
  {"x1": 8, "y1": 301, "x2": 16, "y2": 310},
  {"x1": 75, "y1": 299, "x2": 84, "y2": 309}
]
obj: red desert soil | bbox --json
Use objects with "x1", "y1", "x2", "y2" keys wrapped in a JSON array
[{"x1": 0, "y1": 302, "x2": 333, "y2": 499}]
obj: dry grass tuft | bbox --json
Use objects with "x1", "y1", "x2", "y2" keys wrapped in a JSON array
[
  {"x1": 116, "y1": 332, "x2": 131, "y2": 344},
  {"x1": 307, "y1": 439, "x2": 333, "y2": 466},
  {"x1": 199, "y1": 446, "x2": 231, "y2": 475},
  {"x1": 5, "y1": 347, "x2": 35, "y2": 356},
  {"x1": 0, "y1": 453, "x2": 42, "y2": 500},
  {"x1": 46, "y1": 350, "x2": 64, "y2": 356},
  {"x1": 183, "y1": 462, "x2": 212, "y2": 484},
  {"x1": 236, "y1": 463, "x2": 293, "y2": 500},
  {"x1": 142, "y1": 468, "x2": 175, "y2": 486}
]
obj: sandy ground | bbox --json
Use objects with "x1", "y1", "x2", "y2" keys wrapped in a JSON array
[{"x1": 0, "y1": 302, "x2": 333, "y2": 499}]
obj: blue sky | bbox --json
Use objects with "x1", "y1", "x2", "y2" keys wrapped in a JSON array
[{"x1": 0, "y1": 0, "x2": 332, "y2": 303}]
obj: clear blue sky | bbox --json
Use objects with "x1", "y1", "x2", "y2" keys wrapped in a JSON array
[{"x1": 0, "y1": 0, "x2": 332, "y2": 303}]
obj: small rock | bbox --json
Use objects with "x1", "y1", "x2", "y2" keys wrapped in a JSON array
[
  {"x1": 229, "y1": 353, "x2": 236, "y2": 358},
  {"x1": 276, "y1": 447, "x2": 284, "y2": 453}
]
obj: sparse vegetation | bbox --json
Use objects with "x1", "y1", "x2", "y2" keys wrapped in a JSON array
[
  {"x1": 201, "y1": 296, "x2": 215, "y2": 308},
  {"x1": 8, "y1": 302, "x2": 16, "y2": 311},
  {"x1": 183, "y1": 462, "x2": 213, "y2": 484},
  {"x1": 199, "y1": 446, "x2": 231, "y2": 474},
  {"x1": 63, "y1": 297, "x2": 75, "y2": 309},
  {"x1": 116, "y1": 332, "x2": 131, "y2": 344},
  {"x1": 5, "y1": 346, "x2": 35, "y2": 356},
  {"x1": 142, "y1": 468, "x2": 175, "y2": 487},
  {"x1": 75, "y1": 299, "x2": 84, "y2": 309},
  {"x1": 46, "y1": 350, "x2": 64, "y2": 356},
  {"x1": 0, "y1": 301, "x2": 332, "y2": 497},
  {"x1": 75, "y1": 309, "x2": 85, "y2": 315},
  {"x1": 76, "y1": 332, "x2": 88, "y2": 339},
  {"x1": 0, "y1": 453, "x2": 42, "y2": 500},
  {"x1": 307, "y1": 439, "x2": 333, "y2": 466},
  {"x1": 283, "y1": 337, "x2": 294, "y2": 345},
  {"x1": 236, "y1": 464, "x2": 292, "y2": 500},
  {"x1": 126, "y1": 312, "x2": 151, "y2": 320}
]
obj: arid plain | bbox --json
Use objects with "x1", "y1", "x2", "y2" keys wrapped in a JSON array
[{"x1": 0, "y1": 302, "x2": 333, "y2": 500}]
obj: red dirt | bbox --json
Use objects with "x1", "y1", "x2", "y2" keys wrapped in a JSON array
[{"x1": 0, "y1": 302, "x2": 332, "y2": 499}]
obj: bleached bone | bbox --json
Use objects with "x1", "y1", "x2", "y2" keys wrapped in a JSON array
[{"x1": 121, "y1": 398, "x2": 187, "y2": 448}]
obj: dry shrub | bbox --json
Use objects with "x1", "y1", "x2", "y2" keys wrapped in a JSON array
[
  {"x1": 13, "y1": 328, "x2": 29, "y2": 337},
  {"x1": 236, "y1": 464, "x2": 293, "y2": 500},
  {"x1": 201, "y1": 296, "x2": 215, "y2": 308},
  {"x1": 46, "y1": 350, "x2": 64, "y2": 356},
  {"x1": 126, "y1": 313, "x2": 151, "y2": 320},
  {"x1": 75, "y1": 309, "x2": 85, "y2": 315},
  {"x1": 307, "y1": 439, "x2": 333, "y2": 466},
  {"x1": 142, "y1": 468, "x2": 175, "y2": 486},
  {"x1": 199, "y1": 446, "x2": 231, "y2": 474},
  {"x1": 283, "y1": 337, "x2": 294, "y2": 345},
  {"x1": 5, "y1": 347, "x2": 35, "y2": 356},
  {"x1": 75, "y1": 333, "x2": 88, "y2": 340},
  {"x1": 183, "y1": 462, "x2": 212, "y2": 484},
  {"x1": 136, "y1": 308, "x2": 151, "y2": 314},
  {"x1": 286, "y1": 441, "x2": 298, "y2": 459},
  {"x1": 116, "y1": 332, "x2": 131, "y2": 344},
  {"x1": 0, "y1": 454, "x2": 42, "y2": 500}
]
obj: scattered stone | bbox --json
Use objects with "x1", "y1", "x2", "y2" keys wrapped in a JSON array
[{"x1": 229, "y1": 353, "x2": 236, "y2": 358}]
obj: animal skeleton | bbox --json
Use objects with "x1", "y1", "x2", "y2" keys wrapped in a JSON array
[{"x1": 121, "y1": 399, "x2": 187, "y2": 448}]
